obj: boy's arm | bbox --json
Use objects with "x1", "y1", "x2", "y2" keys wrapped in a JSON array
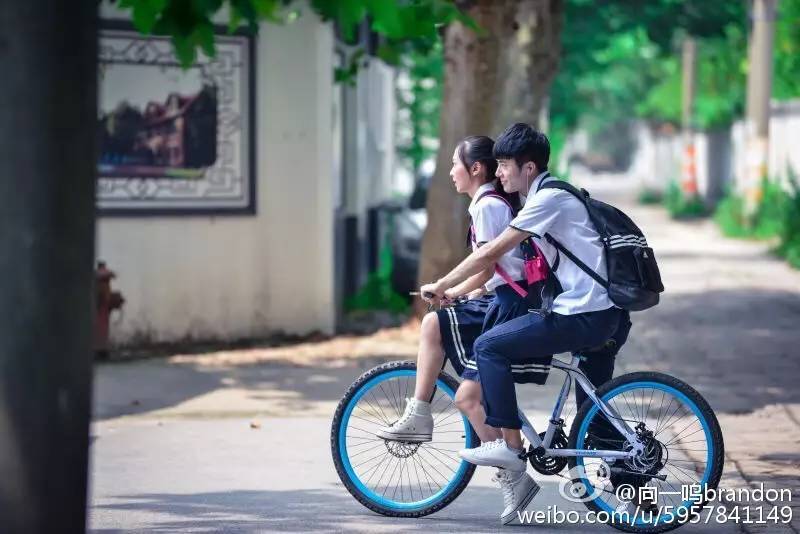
[
  {"x1": 421, "y1": 226, "x2": 530, "y2": 303},
  {"x1": 445, "y1": 265, "x2": 494, "y2": 299}
]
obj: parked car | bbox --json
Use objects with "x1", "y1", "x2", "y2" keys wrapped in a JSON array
[{"x1": 389, "y1": 175, "x2": 429, "y2": 298}]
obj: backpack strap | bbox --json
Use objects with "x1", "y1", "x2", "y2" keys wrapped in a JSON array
[
  {"x1": 472, "y1": 190, "x2": 529, "y2": 297},
  {"x1": 537, "y1": 179, "x2": 589, "y2": 201},
  {"x1": 544, "y1": 234, "x2": 609, "y2": 289},
  {"x1": 535, "y1": 180, "x2": 609, "y2": 288},
  {"x1": 467, "y1": 191, "x2": 512, "y2": 246},
  {"x1": 475, "y1": 190, "x2": 515, "y2": 212}
]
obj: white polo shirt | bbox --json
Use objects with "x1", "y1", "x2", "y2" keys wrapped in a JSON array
[
  {"x1": 510, "y1": 173, "x2": 614, "y2": 315},
  {"x1": 469, "y1": 183, "x2": 525, "y2": 291}
]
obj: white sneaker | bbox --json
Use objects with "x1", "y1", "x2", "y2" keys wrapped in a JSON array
[
  {"x1": 458, "y1": 439, "x2": 526, "y2": 471},
  {"x1": 614, "y1": 489, "x2": 658, "y2": 519},
  {"x1": 494, "y1": 469, "x2": 541, "y2": 525},
  {"x1": 375, "y1": 398, "x2": 433, "y2": 442}
]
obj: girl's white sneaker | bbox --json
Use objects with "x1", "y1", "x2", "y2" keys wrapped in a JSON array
[{"x1": 375, "y1": 398, "x2": 433, "y2": 442}]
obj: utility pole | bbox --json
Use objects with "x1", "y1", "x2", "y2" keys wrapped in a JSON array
[
  {"x1": 0, "y1": 2, "x2": 97, "y2": 532},
  {"x1": 681, "y1": 37, "x2": 699, "y2": 198},
  {"x1": 744, "y1": 0, "x2": 777, "y2": 218}
]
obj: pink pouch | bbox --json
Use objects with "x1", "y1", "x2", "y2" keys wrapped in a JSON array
[{"x1": 523, "y1": 240, "x2": 549, "y2": 284}]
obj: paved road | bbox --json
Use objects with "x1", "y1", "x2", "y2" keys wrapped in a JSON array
[
  {"x1": 89, "y1": 174, "x2": 800, "y2": 533},
  {"x1": 90, "y1": 416, "x2": 742, "y2": 533}
]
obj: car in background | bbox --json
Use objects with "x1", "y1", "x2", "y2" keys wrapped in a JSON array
[{"x1": 388, "y1": 175, "x2": 429, "y2": 299}]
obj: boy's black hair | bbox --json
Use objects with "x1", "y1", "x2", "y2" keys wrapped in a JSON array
[{"x1": 493, "y1": 122, "x2": 550, "y2": 171}]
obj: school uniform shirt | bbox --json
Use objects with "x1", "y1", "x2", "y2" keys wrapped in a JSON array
[
  {"x1": 469, "y1": 183, "x2": 525, "y2": 292},
  {"x1": 511, "y1": 172, "x2": 614, "y2": 315}
]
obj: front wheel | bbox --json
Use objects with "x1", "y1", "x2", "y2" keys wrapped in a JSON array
[
  {"x1": 331, "y1": 361, "x2": 479, "y2": 517},
  {"x1": 567, "y1": 372, "x2": 725, "y2": 533}
]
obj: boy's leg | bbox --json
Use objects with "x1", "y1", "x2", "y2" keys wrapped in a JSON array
[
  {"x1": 571, "y1": 311, "x2": 644, "y2": 491},
  {"x1": 575, "y1": 310, "x2": 631, "y2": 408},
  {"x1": 460, "y1": 309, "x2": 623, "y2": 468},
  {"x1": 455, "y1": 379, "x2": 502, "y2": 442}
]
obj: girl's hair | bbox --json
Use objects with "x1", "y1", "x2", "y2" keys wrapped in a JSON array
[{"x1": 456, "y1": 135, "x2": 520, "y2": 212}]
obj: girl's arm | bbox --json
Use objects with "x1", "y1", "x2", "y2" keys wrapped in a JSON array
[
  {"x1": 421, "y1": 227, "x2": 529, "y2": 304},
  {"x1": 445, "y1": 263, "x2": 495, "y2": 299}
]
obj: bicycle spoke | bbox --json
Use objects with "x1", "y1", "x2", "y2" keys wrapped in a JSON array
[
  {"x1": 365, "y1": 391, "x2": 393, "y2": 424},
  {"x1": 571, "y1": 382, "x2": 717, "y2": 530},
  {"x1": 350, "y1": 442, "x2": 387, "y2": 460},
  {"x1": 377, "y1": 383, "x2": 400, "y2": 419},
  {"x1": 339, "y1": 370, "x2": 475, "y2": 508},
  {"x1": 414, "y1": 451, "x2": 444, "y2": 493}
]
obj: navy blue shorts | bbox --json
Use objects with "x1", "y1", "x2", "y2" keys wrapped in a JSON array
[
  {"x1": 436, "y1": 282, "x2": 531, "y2": 381},
  {"x1": 436, "y1": 296, "x2": 492, "y2": 381}
]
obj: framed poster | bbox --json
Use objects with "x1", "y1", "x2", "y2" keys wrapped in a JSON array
[{"x1": 97, "y1": 21, "x2": 256, "y2": 215}]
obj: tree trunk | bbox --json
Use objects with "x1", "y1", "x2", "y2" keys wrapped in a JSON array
[
  {"x1": 493, "y1": 0, "x2": 564, "y2": 132},
  {"x1": 416, "y1": 0, "x2": 563, "y2": 315},
  {"x1": 0, "y1": 2, "x2": 97, "y2": 532}
]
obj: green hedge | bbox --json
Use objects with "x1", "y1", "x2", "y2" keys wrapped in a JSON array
[
  {"x1": 714, "y1": 173, "x2": 800, "y2": 269},
  {"x1": 664, "y1": 181, "x2": 707, "y2": 219},
  {"x1": 344, "y1": 220, "x2": 410, "y2": 314}
]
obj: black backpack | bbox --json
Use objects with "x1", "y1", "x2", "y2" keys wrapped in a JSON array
[{"x1": 537, "y1": 180, "x2": 664, "y2": 311}]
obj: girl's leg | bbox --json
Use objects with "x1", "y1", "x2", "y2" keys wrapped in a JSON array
[
  {"x1": 455, "y1": 379, "x2": 501, "y2": 443},
  {"x1": 377, "y1": 312, "x2": 444, "y2": 441},
  {"x1": 413, "y1": 311, "x2": 446, "y2": 401}
]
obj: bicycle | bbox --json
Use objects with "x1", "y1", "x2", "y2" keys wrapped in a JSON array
[{"x1": 330, "y1": 310, "x2": 724, "y2": 533}]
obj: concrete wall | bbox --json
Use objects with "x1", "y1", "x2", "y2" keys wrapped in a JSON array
[
  {"x1": 766, "y1": 100, "x2": 800, "y2": 189},
  {"x1": 729, "y1": 99, "x2": 800, "y2": 195},
  {"x1": 629, "y1": 98, "x2": 800, "y2": 201},
  {"x1": 340, "y1": 58, "x2": 397, "y2": 294},
  {"x1": 97, "y1": 7, "x2": 337, "y2": 344},
  {"x1": 627, "y1": 123, "x2": 682, "y2": 193}
]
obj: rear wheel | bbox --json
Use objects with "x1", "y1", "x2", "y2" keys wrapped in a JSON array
[
  {"x1": 567, "y1": 372, "x2": 725, "y2": 533},
  {"x1": 331, "y1": 361, "x2": 478, "y2": 517}
]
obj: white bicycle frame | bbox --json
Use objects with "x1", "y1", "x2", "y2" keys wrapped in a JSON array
[{"x1": 520, "y1": 354, "x2": 644, "y2": 460}]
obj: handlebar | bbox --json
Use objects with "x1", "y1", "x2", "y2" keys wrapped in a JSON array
[{"x1": 408, "y1": 291, "x2": 468, "y2": 308}]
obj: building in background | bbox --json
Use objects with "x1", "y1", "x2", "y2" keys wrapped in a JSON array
[{"x1": 97, "y1": 3, "x2": 397, "y2": 346}]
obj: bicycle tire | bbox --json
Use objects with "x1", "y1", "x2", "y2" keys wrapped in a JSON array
[
  {"x1": 330, "y1": 360, "x2": 479, "y2": 517},
  {"x1": 567, "y1": 371, "x2": 725, "y2": 533}
]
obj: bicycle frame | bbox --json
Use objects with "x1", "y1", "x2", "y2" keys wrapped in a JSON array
[{"x1": 519, "y1": 354, "x2": 643, "y2": 460}]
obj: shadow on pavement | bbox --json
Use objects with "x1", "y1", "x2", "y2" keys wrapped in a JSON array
[
  {"x1": 621, "y1": 288, "x2": 800, "y2": 415},
  {"x1": 94, "y1": 288, "x2": 800, "y2": 421},
  {"x1": 91, "y1": 486, "x2": 511, "y2": 533}
]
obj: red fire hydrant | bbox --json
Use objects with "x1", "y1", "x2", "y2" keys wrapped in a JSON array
[{"x1": 95, "y1": 261, "x2": 125, "y2": 360}]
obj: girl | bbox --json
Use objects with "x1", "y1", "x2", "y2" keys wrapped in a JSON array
[{"x1": 377, "y1": 135, "x2": 544, "y2": 524}]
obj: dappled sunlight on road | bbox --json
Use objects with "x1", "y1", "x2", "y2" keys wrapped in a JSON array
[{"x1": 167, "y1": 319, "x2": 421, "y2": 368}]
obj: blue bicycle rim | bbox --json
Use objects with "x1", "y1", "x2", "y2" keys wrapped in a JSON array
[
  {"x1": 338, "y1": 369, "x2": 475, "y2": 512},
  {"x1": 576, "y1": 381, "x2": 714, "y2": 527}
]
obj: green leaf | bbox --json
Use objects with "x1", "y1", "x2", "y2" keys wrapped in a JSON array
[
  {"x1": 228, "y1": 4, "x2": 243, "y2": 33},
  {"x1": 252, "y1": 0, "x2": 283, "y2": 22},
  {"x1": 172, "y1": 33, "x2": 197, "y2": 68},
  {"x1": 123, "y1": 0, "x2": 168, "y2": 34},
  {"x1": 366, "y1": 0, "x2": 402, "y2": 38},
  {"x1": 194, "y1": 21, "x2": 216, "y2": 57},
  {"x1": 375, "y1": 43, "x2": 401, "y2": 66}
]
